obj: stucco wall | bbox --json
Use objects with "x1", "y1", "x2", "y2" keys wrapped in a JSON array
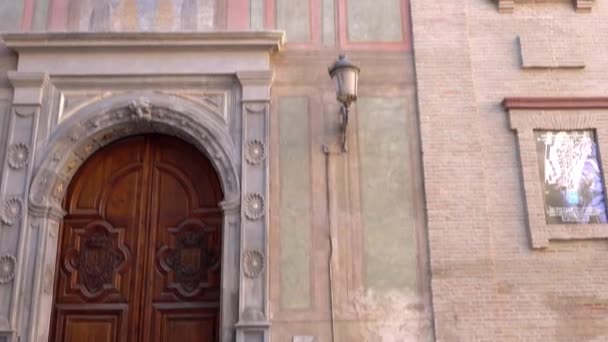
[
  {"x1": 269, "y1": 51, "x2": 431, "y2": 341},
  {"x1": 411, "y1": 0, "x2": 608, "y2": 340}
]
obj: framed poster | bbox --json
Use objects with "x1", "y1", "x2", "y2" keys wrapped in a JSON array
[{"x1": 535, "y1": 130, "x2": 608, "y2": 224}]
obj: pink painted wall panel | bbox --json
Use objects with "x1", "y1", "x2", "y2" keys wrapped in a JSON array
[{"x1": 15, "y1": 0, "x2": 413, "y2": 52}]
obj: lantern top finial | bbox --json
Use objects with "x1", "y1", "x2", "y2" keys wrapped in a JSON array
[{"x1": 329, "y1": 54, "x2": 360, "y2": 77}]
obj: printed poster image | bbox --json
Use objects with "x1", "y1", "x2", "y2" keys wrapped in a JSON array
[{"x1": 535, "y1": 130, "x2": 608, "y2": 224}]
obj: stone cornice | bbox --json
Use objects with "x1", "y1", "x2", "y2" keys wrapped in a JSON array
[
  {"x1": 7, "y1": 71, "x2": 49, "y2": 88},
  {"x1": 1, "y1": 31, "x2": 283, "y2": 76},
  {"x1": 1, "y1": 31, "x2": 284, "y2": 51},
  {"x1": 503, "y1": 97, "x2": 608, "y2": 110}
]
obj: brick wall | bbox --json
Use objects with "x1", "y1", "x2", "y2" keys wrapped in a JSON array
[{"x1": 411, "y1": 0, "x2": 608, "y2": 340}]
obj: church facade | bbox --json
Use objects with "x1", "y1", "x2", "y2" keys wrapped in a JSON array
[{"x1": 0, "y1": 0, "x2": 607, "y2": 341}]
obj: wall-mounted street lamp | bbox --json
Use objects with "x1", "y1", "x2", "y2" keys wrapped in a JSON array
[{"x1": 328, "y1": 54, "x2": 360, "y2": 152}]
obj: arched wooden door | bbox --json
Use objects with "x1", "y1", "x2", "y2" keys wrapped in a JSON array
[{"x1": 50, "y1": 134, "x2": 223, "y2": 342}]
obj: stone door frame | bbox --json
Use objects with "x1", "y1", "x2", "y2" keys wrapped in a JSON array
[{"x1": 0, "y1": 32, "x2": 282, "y2": 342}]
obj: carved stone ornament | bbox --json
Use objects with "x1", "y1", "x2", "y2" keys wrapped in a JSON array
[
  {"x1": 28, "y1": 95, "x2": 241, "y2": 214},
  {"x1": 8, "y1": 143, "x2": 29, "y2": 169},
  {"x1": 246, "y1": 139, "x2": 266, "y2": 165},
  {"x1": 244, "y1": 193, "x2": 265, "y2": 220},
  {"x1": 0, "y1": 254, "x2": 16, "y2": 284},
  {"x1": 242, "y1": 306, "x2": 265, "y2": 321},
  {"x1": 1, "y1": 197, "x2": 23, "y2": 226},
  {"x1": 128, "y1": 97, "x2": 152, "y2": 122},
  {"x1": 245, "y1": 103, "x2": 266, "y2": 114},
  {"x1": 243, "y1": 250, "x2": 264, "y2": 278},
  {"x1": 157, "y1": 223, "x2": 220, "y2": 298},
  {"x1": 52, "y1": 181, "x2": 66, "y2": 202},
  {"x1": 64, "y1": 225, "x2": 128, "y2": 297}
]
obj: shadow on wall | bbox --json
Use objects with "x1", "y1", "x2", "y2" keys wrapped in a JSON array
[{"x1": 67, "y1": 0, "x2": 215, "y2": 31}]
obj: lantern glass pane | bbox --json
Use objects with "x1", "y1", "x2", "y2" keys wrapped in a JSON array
[
  {"x1": 333, "y1": 72, "x2": 344, "y2": 99},
  {"x1": 343, "y1": 70, "x2": 357, "y2": 96}
]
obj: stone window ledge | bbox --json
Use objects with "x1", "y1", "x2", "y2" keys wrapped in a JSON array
[
  {"x1": 497, "y1": 0, "x2": 593, "y2": 13},
  {"x1": 504, "y1": 97, "x2": 608, "y2": 248}
]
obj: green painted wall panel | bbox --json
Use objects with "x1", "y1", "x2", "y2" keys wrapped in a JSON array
[
  {"x1": 347, "y1": 0, "x2": 402, "y2": 42},
  {"x1": 250, "y1": 0, "x2": 264, "y2": 29},
  {"x1": 322, "y1": 0, "x2": 335, "y2": 45},
  {"x1": 0, "y1": 0, "x2": 24, "y2": 31},
  {"x1": 357, "y1": 97, "x2": 416, "y2": 291},
  {"x1": 279, "y1": 96, "x2": 312, "y2": 309},
  {"x1": 276, "y1": 0, "x2": 310, "y2": 42},
  {"x1": 32, "y1": 0, "x2": 50, "y2": 31}
]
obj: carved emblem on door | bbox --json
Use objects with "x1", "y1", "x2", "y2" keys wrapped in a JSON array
[
  {"x1": 64, "y1": 221, "x2": 129, "y2": 298},
  {"x1": 157, "y1": 219, "x2": 219, "y2": 298}
]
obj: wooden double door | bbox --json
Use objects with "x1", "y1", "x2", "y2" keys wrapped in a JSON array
[{"x1": 50, "y1": 134, "x2": 223, "y2": 342}]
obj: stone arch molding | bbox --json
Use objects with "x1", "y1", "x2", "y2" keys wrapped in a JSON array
[{"x1": 28, "y1": 92, "x2": 240, "y2": 220}]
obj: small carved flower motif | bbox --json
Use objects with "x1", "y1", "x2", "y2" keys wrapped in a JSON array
[
  {"x1": 243, "y1": 250, "x2": 264, "y2": 278},
  {"x1": 1, "y1": 197, "x2": 23, "y2": 226},
  {"x1": 244, "y1": 193, "x2": 264, "y2": 220},
  {"x1": 128, "y1": 97, "x2": 152, "y2": 122},
  {"x1": 0, "y1": 254, "x2": 16, "y2": 284},
  {"x1": 66, "y1": 158, "x2": 79, "y2": 172},
  {"x1": 8, "y1": 143, "x2": 29, "y2": 169},
  {"x1": 52, "y1": 182, "x2": 65, "y2": 202},
  {"x1": 246, "y1": 140, "x2": 266, "y2": 166}
]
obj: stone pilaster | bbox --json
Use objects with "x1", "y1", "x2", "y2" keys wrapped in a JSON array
[
  {"x1": 0, "y1": 72, "x2": 49, "y2": 342},
  {"x1": 235, "y1": 70, "x2": 273, "y2": 342}
]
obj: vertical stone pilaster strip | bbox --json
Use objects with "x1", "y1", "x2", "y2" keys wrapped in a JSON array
[
  {"x1": 236, "y1": 71, "x2": 273, "y2": 342},
  {"x1": 1, "y1": 72, "x2": 49, "y2": 342},
  {"x1": 219, "y1": 199, "x2": 241, "y2": 342}
]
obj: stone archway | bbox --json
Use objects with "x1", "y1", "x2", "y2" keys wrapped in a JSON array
[
  {"x1": 1, "y1": 31, "x2": 279, "y2": 342},
  {"x1": 29, "y1": 92, "x2": 240, "y2": 217},
  {"x1": 26, "y1": 93, "x2": 242, "y2": 342}
]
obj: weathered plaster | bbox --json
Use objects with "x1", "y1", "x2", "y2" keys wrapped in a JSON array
[{"x1": 278, "y1": 96, "x2": 312, "y2": 309}]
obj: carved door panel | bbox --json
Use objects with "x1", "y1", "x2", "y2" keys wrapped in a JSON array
[{"x1": 50, "y1": 135, "x2": 222, "y2": 342}]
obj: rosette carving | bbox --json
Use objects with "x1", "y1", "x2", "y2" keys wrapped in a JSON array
[
  {"x1": 244, "y1": 193, "x2": 264, "y2": 220},
  {"x1": 243, "y1": 250, "x2": 264, "y2": 278},
  {"x1": 0, "y1": 254, "x2": 16, "y2": 284},
  {"x1": 1, "y1": 197, "x2": 23, "y2": 226},
  {"x1": 8, "y1": 143, "x2": 29, "y2": 169},
  {"x1": 246, "y1": 140, "x2": 266, "y2": 165}
]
